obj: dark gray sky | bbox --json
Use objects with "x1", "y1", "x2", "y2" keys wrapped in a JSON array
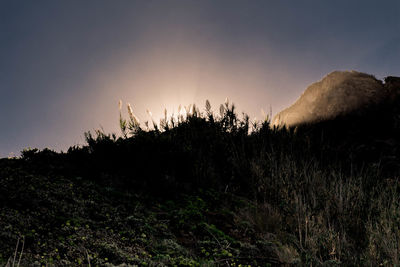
[{"x1": 1, "y1": 0, "x2": 400, "y2": 157}]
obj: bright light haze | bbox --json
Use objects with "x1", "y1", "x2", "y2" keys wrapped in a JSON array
[{"x1": 1, "y1": 1, "x2": 400, "y2": 157}]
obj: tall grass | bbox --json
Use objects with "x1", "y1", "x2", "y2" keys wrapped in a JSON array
[{"x1": 22, "y1": 98, "x2": 400, "y2": 265}]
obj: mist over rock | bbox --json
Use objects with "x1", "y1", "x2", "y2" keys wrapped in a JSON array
[{"x1": 273, "y1": 71, "x2": 400, "y2": 128}]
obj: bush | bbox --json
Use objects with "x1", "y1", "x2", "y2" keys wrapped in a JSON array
[{"x1": 3, "y1": 98, "x2": 400, "y2": 265}]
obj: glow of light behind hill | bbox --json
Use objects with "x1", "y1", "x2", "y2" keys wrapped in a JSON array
[{"x1": 82, "y1": 41, "x2": 293, "y2": 137}]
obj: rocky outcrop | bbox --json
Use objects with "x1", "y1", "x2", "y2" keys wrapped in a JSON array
[{"x1": 273, "y1": 71, "x2": 400, "y2": 128}]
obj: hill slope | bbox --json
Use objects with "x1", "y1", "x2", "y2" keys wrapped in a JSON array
[
  {"x1": 273, "y1": 71, "x2": 400, "y2": 128},
  {"x1": 1, "y1": 98, "x2": 400, "y2": 266}
]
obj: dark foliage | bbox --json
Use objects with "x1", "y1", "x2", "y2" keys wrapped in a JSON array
[{"x1": 1, "y1": 99, "x2": 400, "y2": 265}]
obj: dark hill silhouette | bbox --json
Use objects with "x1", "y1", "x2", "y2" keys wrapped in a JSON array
[{"x1": 1, "y1": 80, "x2": 400, "y2": 265}]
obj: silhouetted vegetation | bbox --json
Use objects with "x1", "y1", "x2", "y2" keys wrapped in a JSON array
[{"x1": 1, "y1": 98, "x2": 400, "y2": 266}]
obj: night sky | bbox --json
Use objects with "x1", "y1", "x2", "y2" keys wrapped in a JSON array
[{"x1": 1, "y1": 0, "x2": 400, "y2": 157}]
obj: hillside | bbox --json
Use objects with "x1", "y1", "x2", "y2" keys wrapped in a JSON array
[
  {"x1": 273, "y1": 71, "x2": 400, "y2": 128},
  {"x1": 1, "y1": 99, "x2": 400, "y2": 266}
]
